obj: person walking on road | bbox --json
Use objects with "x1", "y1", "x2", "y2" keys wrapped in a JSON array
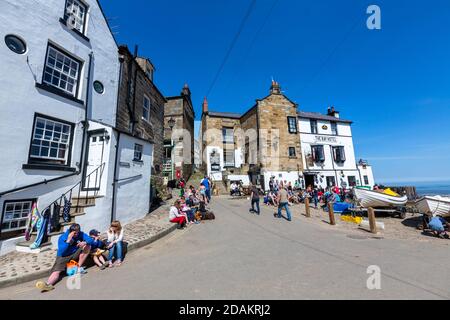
[
  {"x1": 274, "y1": 183, "x2": 292, "y2": 221},
  {"x1": 249, "y1": 183, "x2": 260, "y2": 215}
]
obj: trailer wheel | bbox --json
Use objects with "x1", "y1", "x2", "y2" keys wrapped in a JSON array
[{"x1": 397, "y1": 207, "x2": 407, "y2": 219}]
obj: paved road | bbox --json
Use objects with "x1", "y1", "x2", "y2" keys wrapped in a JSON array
[{"x1": 0, "y1": 197, "x2": 449, "y2": 300}]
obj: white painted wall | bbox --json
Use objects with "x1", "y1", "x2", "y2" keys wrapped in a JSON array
[
  {"x1": 114, "y1": 134, "x2": 153, "y2": 225},
  {"x1": 262, "y1": 171, "x2": 302, "y2": 191},
  {"x1": 0, "y1": 0, "x2": 119, "y2": 253},
  {"x1": 358, "y1": 165, "x2": 375, "y2": 188}
]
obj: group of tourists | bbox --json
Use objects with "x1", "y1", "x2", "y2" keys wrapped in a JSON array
[
  {"x1": 36, "y1": 220, "x2": 125, "y2": 292},
  {"x1": 169, "y1": 176, "x2": 215, "y2": 229},
  {"x1": 250, "y1": 177, "x2": 356, "y2": 222}
]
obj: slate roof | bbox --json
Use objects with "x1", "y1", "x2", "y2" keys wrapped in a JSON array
[
  {"x1": 297, "y1": 111, "x2": 353, "y2": 124},
  {"x1": 208, "y1": 111, "x2": 242, "y2": 119}
]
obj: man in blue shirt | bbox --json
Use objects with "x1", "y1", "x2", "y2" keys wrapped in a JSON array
[
  {"x1": 201, "y1": 176, "x2": 211, "y2": 202},
  {"x1": 36, "y1": 223, "x2": 98, "y2": 292}
]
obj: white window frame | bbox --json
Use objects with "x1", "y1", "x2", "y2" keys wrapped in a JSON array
[
  {"x1": 310, "y1": 120, "x2": 318, "y2": 134},
  {"x1": 64, "y1": 0, "x2": 88, "y2": 34},
  {"x1": 331, "y1": 122, "x2": 338, "y2": 135},
  {"x1": 1, "y1": 200, "x2": 34, "y2": 232},
  {"x1": 43, "y1": 45, "x2": 81, "y2": 96},
  {"x1": 143, "y1": 95, "x2": 151, "y2": 123},
  {"x1": 287, "y1": 117, "x2": 297, "y2": 134},
  {"x1": 30, "y1": 116, "x2": 72, "y2": 163},
  {"x1": 134, "y1": 144, "x2": 143, "y2": 161}
]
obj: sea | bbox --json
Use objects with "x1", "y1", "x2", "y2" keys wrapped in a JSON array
[{"x1": 382, "y1": 181, "x2": 450, "y2": 197}]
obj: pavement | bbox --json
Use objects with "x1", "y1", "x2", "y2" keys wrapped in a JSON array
[
  {"x1": 0, "y1": 200, "x2": 177, "y2": 289},
  {"x1": 0, "y1": 196, "x2": 449, "y2": 300}
]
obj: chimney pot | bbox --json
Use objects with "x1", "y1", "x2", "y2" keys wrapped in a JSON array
[{"x1": 202, "y1": 97, "x2": 209, "y2": 114}]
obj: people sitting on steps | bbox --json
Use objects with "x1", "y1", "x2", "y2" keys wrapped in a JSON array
[{"x1": 35, "y1": 223, "x2": 99, "y2": 292}]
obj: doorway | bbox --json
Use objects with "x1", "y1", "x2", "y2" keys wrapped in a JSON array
[
  {"x1": 83, "y1": 130, "x2": 106, "y2": 190},
  {"x1": 304, "y1": 174, "x2": 315, "y2": 189}
]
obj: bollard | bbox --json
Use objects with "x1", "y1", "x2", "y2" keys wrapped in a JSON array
[
  {"x1": 368, "y1": 207, "x2": 377, "y2": 234},
  {"x1": 328, "y1": 202, "x2": 336, "y2": 225},
  {"x1": 305, "y1": 197, "x2": 311, "y2": 218}
]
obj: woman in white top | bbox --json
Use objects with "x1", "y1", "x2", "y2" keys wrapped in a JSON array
[
  {"x1": 106, "y1": 220, "x2": 124, "y2": 267},
  {"x1": 169, "y1": 200, "x2": 187, "y2": 229}
]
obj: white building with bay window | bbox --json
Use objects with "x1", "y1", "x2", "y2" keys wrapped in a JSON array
[
  {"x1": 0, "y1": 0, "x2": 156, "y2": 256},
  {"x1": 298, "y1": 108, "x2": 375, "y2": 190}
]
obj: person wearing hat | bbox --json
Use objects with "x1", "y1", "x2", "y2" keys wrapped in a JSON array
[{"x1": 88, "y1": 229, "x2": 108, "y2": 270}]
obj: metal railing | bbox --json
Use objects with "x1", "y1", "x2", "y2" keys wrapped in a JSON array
[{"x1": 40, "y1": 163, "x2": 106, "y2": 224}]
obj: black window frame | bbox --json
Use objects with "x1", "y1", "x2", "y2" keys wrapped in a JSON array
[
  {"x1": 364, "y1": 175, "x2": 369, "y2": 185},
  {"x1": 288, "y1": 147, "x2": 296, "y2": 158},
  {"x1": 287, "y1": 116, "x2": 298, "y2": 134},
  {"x1": 310, "y1": 119, "x2": 318, "y2": 134},
  {"x1": 37, "y1": 42, "x2": 84, "y2": 104},
  {"x1": 333, "y1": 146, "x2": 346, "y2": 163},
  {"x1": 348, "y1": 176, "x2": 357, "y2": 187},
  {"x1": 311, "y1": 145, "x2": 325, "y2": 163},
  {"x1": 24, "y1": 113, "x2": 76, "y2": 171},
  {"x1": 133, "y1": 143, "x2": 143, "y2": 162},
  {"x1": 1, "y1": 198, "x2": 37, "y2": 240}
]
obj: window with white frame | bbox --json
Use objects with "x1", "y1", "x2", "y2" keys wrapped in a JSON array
[
  {"x1": 1, "y1": 200, "x2": 34, "y2": 233},
  {"x1": 310, "y1": 119, "x2": 318, "y2": 134},
  {"x1": 30, "y1": 116, "x2": 72, "y2": 164},
  {"x1": 143, "y1": 95, "x2": 150, "y2": 122},
  {"x1": 331, "y1": 122, "x2": 338, "y2": 135},
  {"x1": 134, "y1": 144, "x2": 143, "y2": 161},
  {"x1": 43, "y1": 45, "x2": 81, "y2": 96},
  {"x1": 64, "y1": 0, "x2": 88, "y2": 34},
  {"x1": 287, "y1": 117, "x2": 297, "y2": 134}
]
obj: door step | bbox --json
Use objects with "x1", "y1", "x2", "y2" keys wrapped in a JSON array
[{"x1": 16, "y1": 241, "x2": 52, "y2": 253}]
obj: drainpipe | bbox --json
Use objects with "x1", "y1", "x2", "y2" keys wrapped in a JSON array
[
  {"x1": 111, "y1": 131, "x2": 121, "y2": 223},
  {"x1": 111, "y1": 54, "x2": 124, "y2": 223},
  {"x1": 80, "y1": 52, "x2": 94, "y2": 175}
]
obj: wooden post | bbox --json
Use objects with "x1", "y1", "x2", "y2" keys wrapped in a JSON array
[
  {"x1": 305, "y1": 197, "x2": 311, "y2": 218},
  {"x1": 328, "y1": 202, "x2": 336, "y2": 225},
  {"x1": 368, "y1": 207, "x2": 377, "y2": 234}
]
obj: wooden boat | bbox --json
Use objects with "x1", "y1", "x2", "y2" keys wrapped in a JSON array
[
  {"x1": 354, "y1": 187, "x2": 408, "y2": 208},
  {"x1": 415, "y1": 196, "x2": 450, "y2": 217}
]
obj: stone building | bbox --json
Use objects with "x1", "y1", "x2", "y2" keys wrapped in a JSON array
[
  {"x1": 116, "y1": 45, "x2": 166, "y2": 175},
  {"x1": 164, "y1": 84, "x2": 195, "y2": 181},
  {"x1": 201, "y1": 81, "x2": 302, "y2": 190},
  {"x1": 200, "y1": 81, "x2": 375, "y2": 191}
]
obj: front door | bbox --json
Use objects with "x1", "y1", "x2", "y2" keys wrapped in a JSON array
[
  {"x1": 304, "y1": 174, "x2": 315, "y2": 189},
  {"x1": 83, "y1": 132, "x2": 106, "y2": 190}
]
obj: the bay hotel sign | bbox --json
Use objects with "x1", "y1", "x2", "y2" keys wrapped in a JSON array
[{"x1": 314, "y1": 135, "x2": 338, "y2": 144}]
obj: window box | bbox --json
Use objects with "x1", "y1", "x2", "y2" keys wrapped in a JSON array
[{"x1": 22, "y1": 164, "x2": 77, "y2": 172}]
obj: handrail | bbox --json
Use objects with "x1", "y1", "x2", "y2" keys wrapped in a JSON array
[{"x1": 40, "y1": 162, "x2": 106, "y2": 219}]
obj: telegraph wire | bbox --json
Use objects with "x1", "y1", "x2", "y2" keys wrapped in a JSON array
[{"x1": 205, "y1": 0, "x2": 258, "y2": 98}]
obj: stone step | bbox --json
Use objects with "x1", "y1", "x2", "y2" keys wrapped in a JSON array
[{"x1": 16, "y1": 241, "x2": 52, "y2": 254}]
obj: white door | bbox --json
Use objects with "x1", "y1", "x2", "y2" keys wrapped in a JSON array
[{"x1": 84, "y1": 133, "x2": 105, "y2": 189}]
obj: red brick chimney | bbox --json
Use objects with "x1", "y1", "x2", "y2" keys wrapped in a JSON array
[{"x1": 202, "y1": 97, "x2": 209, "y2": 114}]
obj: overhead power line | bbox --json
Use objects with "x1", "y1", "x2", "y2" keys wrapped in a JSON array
[{"x1": 205, "y1": 0, "x2": 257, "y2": 98}]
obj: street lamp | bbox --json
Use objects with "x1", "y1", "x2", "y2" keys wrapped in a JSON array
[{"x1": 168, "y1": 118, "x2": 176, "y2": 180}]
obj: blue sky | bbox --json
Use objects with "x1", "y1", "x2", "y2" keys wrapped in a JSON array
[{"x1": 100, "y1": 0, "x2": 450, "y2": 184}]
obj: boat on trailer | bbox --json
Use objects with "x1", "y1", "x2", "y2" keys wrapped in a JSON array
[
  {"x1": 354, "y1": 187, "x2": 408, "y2": 208},
  {"x1": 415, "y1": 196, "x2": 450, "y2": 218}
]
